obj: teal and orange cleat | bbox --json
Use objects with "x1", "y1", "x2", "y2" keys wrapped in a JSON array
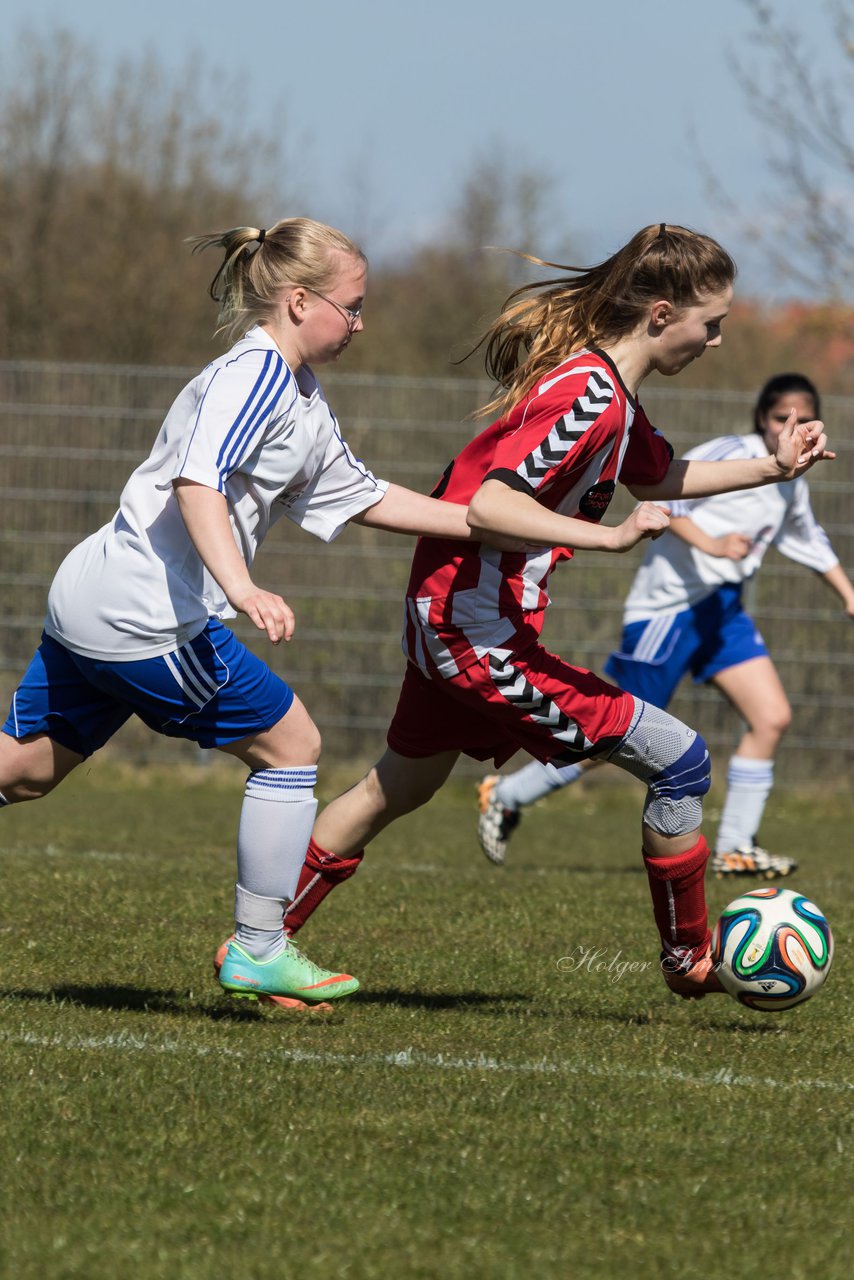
[
  {"x1": 213, "y1": 936, "x2": 234, "y2": 979},
  {"x1": 218, "y1": 938, "x2": 359, "y2": 1011}
]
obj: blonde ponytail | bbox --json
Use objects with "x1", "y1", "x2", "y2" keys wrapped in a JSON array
[{"x1": 188, "y1": 218, "x2": 367, "y2": 345}]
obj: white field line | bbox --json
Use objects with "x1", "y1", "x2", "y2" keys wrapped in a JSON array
[
  {"x1": 1, "y1": 1027, "x2": 851, "y2": 1094},
  {"x1": 8, "y1": 845, "x2": 132, "y2": 863}
]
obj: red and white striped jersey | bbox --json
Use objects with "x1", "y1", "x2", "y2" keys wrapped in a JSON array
[{"x1": 402, "y1": 348, "x2": 673, "y2": 678}]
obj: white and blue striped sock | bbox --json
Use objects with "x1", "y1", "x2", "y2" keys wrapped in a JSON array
[
  {"x1": 715, "y1": 756, "x2": 774, "y2": 853},
  {"x1": 234, "y1": 765, "x2": 318, "y2": 960}
]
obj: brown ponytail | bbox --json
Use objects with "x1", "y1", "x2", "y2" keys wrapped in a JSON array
[{"x1": 475, "y1": 224, "x2": 736, "y2": 418}]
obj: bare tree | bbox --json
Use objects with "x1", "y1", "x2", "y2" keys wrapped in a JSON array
[
  {"x1": 723, "y1": 0, "x2": 854, "y2": 298},
  {"x1": 0, "y1": 32, "x2": 573, "y2": 377},
  {"x1": 0, "y1": 28, "x2": 288, "y2": 363}
]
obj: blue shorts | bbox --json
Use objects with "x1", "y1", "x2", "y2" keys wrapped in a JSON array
[
  {"x1": 603, "y1": 584, "x2": 768, "y2": 709},
  {"x1": 3, "y1": 620, "x2": 294, "y2": 758}
]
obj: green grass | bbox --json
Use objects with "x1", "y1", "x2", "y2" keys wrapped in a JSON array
[{"x1": 1, "y1": 763, "x2": 852, "y2": 1279}]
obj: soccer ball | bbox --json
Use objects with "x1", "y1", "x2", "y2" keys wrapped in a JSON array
[{"x1": 711, "y1": 887, "x2": 833, "y2": 1012}]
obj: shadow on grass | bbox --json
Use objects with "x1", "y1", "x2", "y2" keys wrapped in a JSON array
[
  {"x1": 0, "y1": 984, "x2": 285, "y2": 1023},
  {"x1": 705, "y1": 1016, "x2": 792, "y2": 1036},
  {"x1": 555, "y1": 1001, "x2": 792, "y2": 1032},
  {"x1": 351, "y1": 987, "x2": 530, "y2": 1012},
  {"x1": 1, "y1": 984, "x2": 534, "y2": 1020}
]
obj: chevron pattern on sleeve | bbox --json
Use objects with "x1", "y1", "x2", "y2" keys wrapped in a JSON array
[{"x1": 516, "y1": 370, "x2": 614, "y2": 489}]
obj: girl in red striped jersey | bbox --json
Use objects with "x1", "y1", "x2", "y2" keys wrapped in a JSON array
[
  {"x1": 280, "y1": 223, "x2": 834, "y2": 1000},
  {"x1": 478, "y1": 371, "x2": 854, "y2": 877}
]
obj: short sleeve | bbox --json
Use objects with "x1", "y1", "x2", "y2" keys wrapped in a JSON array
[
  {"x1": 485, "y1": 366, "x2": 619, "y2": 495},
  {"x1": 774, "y1": 479, "x2": 839, "y2": 572},
  {"x1": 176, "y1": 349, "x2": 295, "y2": 493},
  {"x1": 277, "y1": 424, "x2": 388, "y2": 542},
  {"x1": 619, "y1": 404, "x2": 674, "y2": 488}
]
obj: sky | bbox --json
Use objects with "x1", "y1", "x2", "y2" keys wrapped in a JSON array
[{"x1": 5, "y1": 0, "x2": 849, "y2": 296}]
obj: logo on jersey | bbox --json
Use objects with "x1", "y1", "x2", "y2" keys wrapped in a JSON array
[{"x1": 578, "y1": 480, "x2": 615, "y2": 521}]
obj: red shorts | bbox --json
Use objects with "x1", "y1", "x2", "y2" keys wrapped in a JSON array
[{"x1": 387, "y1": 643, "x2": 635, "y2": 768}]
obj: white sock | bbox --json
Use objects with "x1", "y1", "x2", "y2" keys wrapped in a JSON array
[
  {"x1": 234, "y1": 766, "x2": 318, "y2": 960},
  {"x1": 233, "y1": 886, "x2": 288, "y2": 961},
  {"x1": 495, "y1": 759, "x2": 584, "y2": 810},
  {"x1": 715, "y1": 756, "x2": 774, "y2": 853}
]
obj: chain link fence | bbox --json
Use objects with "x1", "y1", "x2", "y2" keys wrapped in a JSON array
[{"x1": 1, "y1": 360, "x2": 852, "y2": 784}]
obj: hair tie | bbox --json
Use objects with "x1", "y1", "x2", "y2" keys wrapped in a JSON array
[
  {"x1": 257, "y1": 228, "x2": 266, "y2": 245},
  {"x1": 658, "y1": 222, "x2": 667, "y2": 238}
]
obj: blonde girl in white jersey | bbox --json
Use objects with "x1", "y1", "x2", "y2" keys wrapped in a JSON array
[{"x1": 0, "y1": 217, "x2": 473, "y2": 1010}]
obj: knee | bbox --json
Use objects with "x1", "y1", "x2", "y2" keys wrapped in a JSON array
[
  {"x1": 675, "y1": 731, "x2": 712, "y2": 797},
  {"x1": 644, "y1": 731, "x2": 712, "y2": 837},
  {"x1": 297, "y1": 722, "x2": 322, "y2": 766},
  {"x1": 755, "y1": 701, "x2": 792, "y2": 741},
  {"x1": 1, "y1": 775, "x2": 59, "y2": 803},
  {"x1": 663, "y1": 729, "x2": 711, "y2": 800},
  {"x1": 0, "y1": 744, "x2": 63, "y2": 803},
  {"x1": 275, "y1": 715, "x2": 321, "y2": 766},
  {"x1": 256, "y1": 717, "x2": 322, "y2": 769}
]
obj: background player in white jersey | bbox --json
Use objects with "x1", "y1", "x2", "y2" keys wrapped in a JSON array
[
  {"x1": 477, "y1": 373, "x2": 854, "y2": 874},
  {"x1": 243, "y1": 224, "x2": 834, "y2": 1001},
  {"x1": 0, "y1": 216, "x2": 475, "y2": 1010}
]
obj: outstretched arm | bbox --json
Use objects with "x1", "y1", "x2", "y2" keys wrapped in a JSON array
[
  {"x1": 173, "y1": 479, "x2": 295, "y2": 644},
  {"x1": 628, "y1": 410, "x2": 834, "y2": 502},
  {"x1": 351, "y1": 483, "x2": 471, "y2": 539},
  {"x1": 467, "y1": 479, "x2": 671, "y2": 552}
]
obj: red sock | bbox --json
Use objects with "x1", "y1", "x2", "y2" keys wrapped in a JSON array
[
  {"x1": 284, "y1": 837, "x2": 364, "y2": 936},
  {"x1": 643, "y1": 835, "x2": 711, "y2": 958}
]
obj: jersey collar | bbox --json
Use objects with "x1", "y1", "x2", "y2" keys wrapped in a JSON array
[{"x1": 589, "y1": 347, "x2": 636, "y2": 405}]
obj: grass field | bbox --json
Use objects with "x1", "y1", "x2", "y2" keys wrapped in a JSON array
[{"x1": 1, "y1": 761, "x2": 852, "y2": 1279}]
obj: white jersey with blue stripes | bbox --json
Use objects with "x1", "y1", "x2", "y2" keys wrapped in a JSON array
[
  {"x1": 45, "y1": 326, "x2": 387, "y2": 660},
  {"x1": 622, "y1": 432, "x2": 838, "y2": 623}
]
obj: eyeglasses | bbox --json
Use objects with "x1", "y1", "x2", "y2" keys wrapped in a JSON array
[{"x1": 300, "y1": 286, "x2": 363, "y2": 330}]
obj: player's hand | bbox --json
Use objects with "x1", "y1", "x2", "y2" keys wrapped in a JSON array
[
  {"x1": 714, "y1": 533, "x2": 752, "y2": 560},
  {"x1": 611, "y1": 502, "x2": 671, "y2": 551},
  {"x1": 773, "y1": 409, "x2": 835, "y2": 478},
  {"x1": 230, "y1": 585, "x2": 295, "y2": 644}
]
